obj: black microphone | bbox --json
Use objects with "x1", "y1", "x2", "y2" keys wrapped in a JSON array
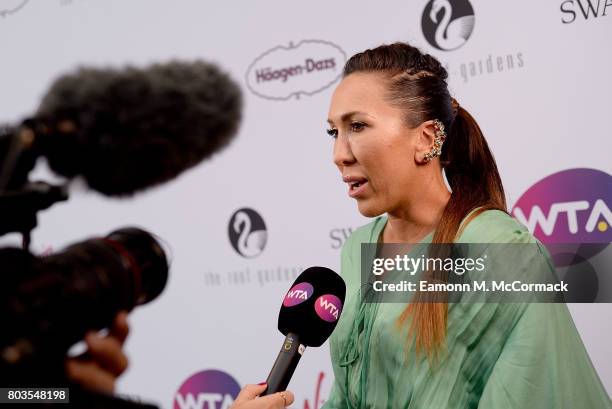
[
  {"x1": 262, "y1": 266, "x2": 346, "y2": 395},
  {"x1": 0, "y1": 60, "x2": 242, "y2": 196}
]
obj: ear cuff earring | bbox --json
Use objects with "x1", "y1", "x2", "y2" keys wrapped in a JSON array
[{"x1": 423, "y1": 119, "x2": 446, "y2": 163}]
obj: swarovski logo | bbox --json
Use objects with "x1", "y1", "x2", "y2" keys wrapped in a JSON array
[{"x1": 560, "y1": 0, "x2": 611, "y2": 23}]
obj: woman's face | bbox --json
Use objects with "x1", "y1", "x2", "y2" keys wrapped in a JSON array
[{"x1": 327, "y1": 72, "x2": 427, "y2": 217}]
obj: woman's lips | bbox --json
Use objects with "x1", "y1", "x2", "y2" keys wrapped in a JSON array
[
  {"x1": 343, "y1": 176, "x2": 369, "y2": 198},
  {"x1": 348, "y1": 180, "x2": 368, "y2": 198}
]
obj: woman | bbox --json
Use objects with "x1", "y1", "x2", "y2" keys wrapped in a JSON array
[{"x1": 322, "y1": 42, "x2": 611, "y2": 408}]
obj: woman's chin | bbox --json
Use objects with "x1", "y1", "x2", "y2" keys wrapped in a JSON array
[{"x1": 356, "y1": 200, "x2": 386, "y2": 218}]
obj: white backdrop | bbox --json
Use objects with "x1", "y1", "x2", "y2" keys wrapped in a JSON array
[{"x1": 1, "y1": 1, "x2": 610, "y2": 408}]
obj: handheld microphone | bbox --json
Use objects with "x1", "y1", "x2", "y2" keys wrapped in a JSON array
[{"x1": 262, "y1": 266, "x2": 346, "y2": 395}]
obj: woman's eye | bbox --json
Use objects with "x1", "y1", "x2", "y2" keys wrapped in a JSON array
[
  {"x1": 326, "y1": 128, "x2": 338, "y2": 138},
  {"x1": 350, "y1": 122, "x2": 366, "y2": 132}
]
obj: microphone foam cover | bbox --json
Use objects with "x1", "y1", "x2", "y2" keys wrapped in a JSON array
[
  {"x1": 36, "y1": 60, "x2": 242, "y2": 196},
  {"x1": 278, "y1": 266, "x2": 346, "y2": 347}
]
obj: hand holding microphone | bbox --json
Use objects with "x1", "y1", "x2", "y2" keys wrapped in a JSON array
[{"x1": 231, "y1": 384, "x2": 294, "y2": 409}]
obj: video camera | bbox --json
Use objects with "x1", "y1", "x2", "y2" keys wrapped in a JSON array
[{"x1": 0, "y1": 59, "x2": 242, "y2": 407}]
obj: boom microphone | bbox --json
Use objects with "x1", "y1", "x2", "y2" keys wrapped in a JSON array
[
  {"x1": 0, "y1": 60, "x2": 242, "y2": 196},
  {"x1": 262, "y1": 266, "x2": 346, "y2": 395}
]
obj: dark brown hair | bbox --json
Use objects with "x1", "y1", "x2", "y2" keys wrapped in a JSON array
[{"x1": 344, "y1": 42, "x2": 507, "y2": 356}]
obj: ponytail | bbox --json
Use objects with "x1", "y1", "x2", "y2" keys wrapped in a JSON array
[
  {"x1": 436, "y1": 104, "x2": 507, "y2": 243},
  {"x1": 397, "y1": 104, "x2": 507, "y2": 358}
]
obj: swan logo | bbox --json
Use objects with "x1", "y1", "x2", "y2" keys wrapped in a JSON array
[
  {"x1": 228, "y1": 208, "x2": 268, "y2": 258},
  {"x1": 314, "y1": 294, "x2": 343, "y2": 322},
  {"x1": 174, "y1": 369, "x2": 240, "y2": 409},
  {"x1": 283, "y1": 282, "x2": 314, "y2": 307},
  {"x1": 422, "y1": 0, "x2": 476, "y2": 51},
  {"x1": 0, "y1": 0, "x2": 29, "y2": 17},
  {"x1": 512, "y1": 168, "x2": 611, "y2": 244}
]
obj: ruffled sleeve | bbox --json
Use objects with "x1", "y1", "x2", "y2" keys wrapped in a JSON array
[{"x1": 477, "y1": 301, "x2": 612, "y2": 408}]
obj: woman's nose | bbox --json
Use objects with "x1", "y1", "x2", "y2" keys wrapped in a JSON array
[{"x1": 333, "y1": 136, "x2": 356, "y2": 168}]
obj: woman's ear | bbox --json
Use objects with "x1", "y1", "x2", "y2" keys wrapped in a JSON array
[{"x1": 414, "y1": 120, "x2": 436, "y2": 164}]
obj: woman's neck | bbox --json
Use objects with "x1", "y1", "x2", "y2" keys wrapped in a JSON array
[{"x1": 382, "y1": 176, "x2": 450, "y2": 243}]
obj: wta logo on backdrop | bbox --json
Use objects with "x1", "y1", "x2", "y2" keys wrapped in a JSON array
[
  {"x1": 512, "y1": 168, "x2": 611, "y2": 302},
  {"x1": 512, "y1": 168, "x2": 611, "y2": 243},
  {"x1": 422, "y1": 0, "x2": 475, "y2": 51},
  {"x1": 245, "y1": 40, "x2": 346, "y2": 101},
  {"x1": 174, "y1": 369, "x2": 240, "y2": 409}
]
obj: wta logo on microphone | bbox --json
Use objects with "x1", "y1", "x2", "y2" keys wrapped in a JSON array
[
  {"x1": 315, "y1": 295, "x2": 343, "y2": 322},
  {"x1": 174, "y1": 369, "x2": 240, "y2": 409},
  {"x1": 283, "y1": 282, "x2": 314, "y2": 307}
]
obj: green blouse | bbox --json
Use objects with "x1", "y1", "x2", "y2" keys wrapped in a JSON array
[{"x1": 323, "y1": 210, "x2": 611, "y2": 408}]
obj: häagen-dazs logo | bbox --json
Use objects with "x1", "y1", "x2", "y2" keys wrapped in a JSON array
[
  {"x1": 422, "y1": 0, "x2": 475, "y2": 51},
  {"x1": 283, "y1": 282, "x2": 314, "y2": 307},
  {"x1": 174, "y1": 369, "x2": 240, "y2": 409},
  {"x1": 0, "y1": 0, "x2": 29, "y2": 17},
  {"x1": 314, "y1": 294, "x2": 342, "y2": 322},
  {"x1": 228, "y1": 208, "x2": 267, "y2": 258},
  {"x1": 245, "y1": 40, "x2": 346, "y2": 101},
  {"x1": 512, "y1": 168, "x2": 611, "y2": 244}
]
